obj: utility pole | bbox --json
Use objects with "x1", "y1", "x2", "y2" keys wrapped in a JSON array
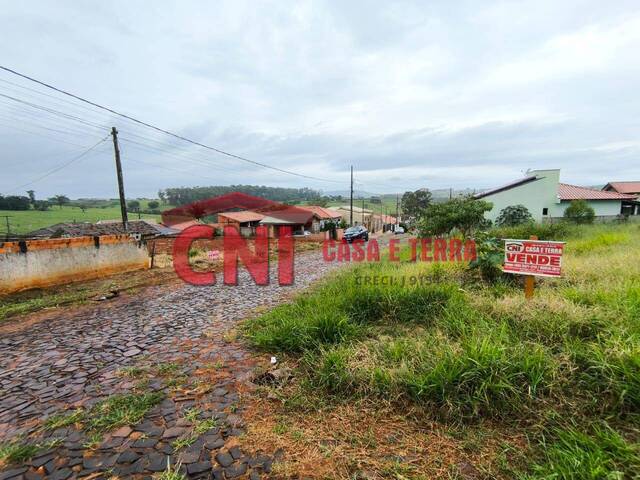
[
  {"x1": 362, "y1": 198, "x2": 366, "y2": 229},
  {"x1": 349, "y1": 165, "x2": 354, "y2": 226},
  {"x1": 1, "y1": 215, "x2": 12, "y2": 239},
  {"x1": 111, "y1": 127, "x2": 128, "y2": 231},
  {"x1": 395, "y1": 194, "x2": 399, "y2": 225}
]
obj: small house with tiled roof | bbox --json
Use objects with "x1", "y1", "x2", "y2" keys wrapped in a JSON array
[
  {"x1": 602, "y1": 181, "x2": 640, "y2": 198},
  {"x1": 474, "y1": 169, "x2": 639, "y2": 222}
]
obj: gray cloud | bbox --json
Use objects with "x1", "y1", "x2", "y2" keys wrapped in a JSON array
[{"x1": 1, "y1": 0, "x2": 639, "y2": 199}]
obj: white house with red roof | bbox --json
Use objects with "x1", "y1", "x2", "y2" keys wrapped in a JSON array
[{"x1": 474, "y1": 169, "x2": 639, "y2": 222}]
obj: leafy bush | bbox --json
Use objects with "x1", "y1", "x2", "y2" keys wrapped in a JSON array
[
  {"x1": 418, "y1": 197, "x2": 492, "y2": 237},
  {"x1": 495, "y1": 204, "x2": 533, "y2": 227},
  {"x1": 564, "y1": 200, "x2": 595, "y2": 224},
  {"x1": 468, "y1": 234, "x2": 504, "y2": 283}
]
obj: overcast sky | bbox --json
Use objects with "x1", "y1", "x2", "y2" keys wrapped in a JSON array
[{"x1": 1, "y1": 0, "x2": 639, "y2": 199}]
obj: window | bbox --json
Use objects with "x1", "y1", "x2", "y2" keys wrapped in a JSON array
[{"x1": 542, "y1": 208, "x2": 549, "y2": 215}]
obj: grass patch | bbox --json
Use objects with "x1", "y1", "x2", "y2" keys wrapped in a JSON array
[
  {"x1": 156, "y1": 362, "x2": 181, "y2": 376},
  {"x1": 154, "y1": 461, "x2": 186, "y2": 480},
  {"x1": 0, "y1": 442, "x2": 40, "y2": 465},
  {"x1": 526, "y1": 424, "x2": 640, "y2": 479},
  {"x1": 244, "y1": 223, "x2": 640, "y2": 476},
  {"x1": 87, "y1": 392, "x2": 163, "y2": 433},
  {"x1": 44, "y1": 408, "x2": 85, "y2": 430},
  {"x1": 42, "y1": 392, "x2": 163, "y2": 446}
]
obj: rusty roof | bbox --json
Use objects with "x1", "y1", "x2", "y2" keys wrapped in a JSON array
[
  {"x1": 300, "y1": 206, "x2": 342, "y2": 219},
  {"x1": 603, "y1": 181, "x2": 640, "y2": 195},
  {"x1": 558, "y1": 183, "x2": 637, "y2": 200},
  {"x1": 27, "y1": 220, "x2": 171, "y2": 238},
  {"x1": 218, "y1": 211, "x2": 266, "y2": 223}
]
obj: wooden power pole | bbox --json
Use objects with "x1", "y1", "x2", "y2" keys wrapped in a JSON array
[
  {"x1": 111, "y1": 127, "x2": 128, "y2": 231},
  {"x1": 349, "y1": 165, "x2": 354, "y2": 226},
  {"x1": 1, "y1": 215, "x2": 12, "y2": 239}
]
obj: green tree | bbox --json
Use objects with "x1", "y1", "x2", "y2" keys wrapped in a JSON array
[
  {"x1": 78, "y1": 204, "x2": 88, "y2": 213},
  {"x1": 127, "y1": 200, "x2": 141, "y2": 212},
  {"x1": 495, "y1": 204, "x2": 533, "y2": 227},
  {"x1": 0, "y1": 195, "x2": 31, "y2": 210},
  {"x1": 419, "y1": 197, "x2": 492, "y2": 238},
  {"x1": 401, "y1": 189, "x2": 432, "y2": 223},
  {"x1": 26, "y1": 190, "x2": 36, "y2": 205},
  {"x1": 50, "y1": 195, "x2": 70, "y2": 209},
  {"x1": 34, "y1": 200, "x2": 50, "y2": 211},
  {"x1": 564, "y1": 200, "x2": 595, "y2": 224},
  {"x1": 148, "y1": 200, "x2": 160, "y2": 210}
]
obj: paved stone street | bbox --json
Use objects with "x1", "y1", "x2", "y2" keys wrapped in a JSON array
[{"x1": 0, "y1": 249, "x2": 341, "y2": 479}]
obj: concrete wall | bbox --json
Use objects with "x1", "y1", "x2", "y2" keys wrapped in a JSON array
[
  {"x1": 550, "y1": 200, "x2": 623, "y2": 218},
  {"x1": 0, "y1": 235, "x2": 149, "y2": 295},
  {"x1": 481, "y1": 169, "x2": 560, "y2": 223}
]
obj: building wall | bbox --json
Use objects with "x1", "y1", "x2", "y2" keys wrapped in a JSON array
[
  {"x1": 549, "y1": 200, "x2": 623, "y2": 218},
  {"x1": 333, "y1": 207, "x2": 374, "y2": 227},
  {"x1": 481, "y1": 169, "x2": 560, "y2": 222},
  {"x1": 0, "y1": 235, "x2": 149, "y2": 295}
]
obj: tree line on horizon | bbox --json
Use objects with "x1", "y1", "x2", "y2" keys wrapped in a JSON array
[{"x1": 158, "y1": 185, "x2": 325, "y2": 206}]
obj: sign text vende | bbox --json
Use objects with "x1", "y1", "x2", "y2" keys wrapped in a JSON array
[{"x1": 503, "y1": 239, "x2": 565, "y2": 278}]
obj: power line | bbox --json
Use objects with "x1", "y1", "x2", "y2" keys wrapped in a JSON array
[
  {"x1": 0, "y1": 111, "x2": 102, "y2": 139},
  {"x1": 7, "y1": 135, "x2": 110, "y2": 193},
  {"x1": 0, "y1": 92, "x2": 109, "y2": 130},
  {"x1": 118, "y1": 138, "x2": 253, "y2": 178},
  {"x1": 0, "y1": 66, "x2": 344, "y2": 184},
  {"x1": 0, "y1": 120, "x2": 96, "y2": 148}
]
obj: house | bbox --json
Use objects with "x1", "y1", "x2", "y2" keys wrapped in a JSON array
[
  {"x1": 27, "y1": 220, "x2": 175, "y2": 239},
  {"x1": 298, "y1": 206, "x2": 342, "y2": 233},
  {"x1": 217, "y1": 211, "x2": 266, "y2": 236},
  {"x1": 371, "y1": 213, "x2": 397, "y2": 232},
  {"x1": 474, "y1": 169, "x2": 639, "y2": 222},
  {"x1": 259, "y1": 208, "x2": 314, "y2": 236},
  {"x1": 603, "y1": 182, "x2": 640, "y2": 198},
  {"x1": 331, "y1": 205, "x2": 374, "y2": 227}
]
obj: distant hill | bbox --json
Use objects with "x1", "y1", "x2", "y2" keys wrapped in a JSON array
[{"x1": 322, "y1": 189, "x2": 378, "y2": 198}]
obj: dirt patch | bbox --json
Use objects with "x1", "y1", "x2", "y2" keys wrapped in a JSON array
[{"x1": 240, "y1": 388, "x2": 529, "y2": 479}]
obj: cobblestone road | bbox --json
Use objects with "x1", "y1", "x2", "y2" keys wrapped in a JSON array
[{"x1": 0, "y1": 249, "x2": 342, "y2": 479}]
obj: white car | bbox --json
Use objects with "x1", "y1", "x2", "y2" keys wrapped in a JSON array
[{"x1": 394, "y1": 226, "x2": 405, "y2": 234}]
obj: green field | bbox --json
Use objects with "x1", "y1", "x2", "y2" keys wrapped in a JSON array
[{"x1": 0, "y1": 206, "x2": 162, "y2": 235}]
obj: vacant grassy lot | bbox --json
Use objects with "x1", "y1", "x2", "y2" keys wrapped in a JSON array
[
  {"x1": 244, "y1": 223, "x2": 640, "y2": 479},
  {"x1": 0, "y1": 205, "x2": 162, "y2": 235}
]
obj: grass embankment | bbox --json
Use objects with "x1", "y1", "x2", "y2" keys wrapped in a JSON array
[
  {"x1": 0, "y1": 267, "x2": 181, "y2": 323},
  {"x1": 244, "y1": 223, "x2": 640, "y2": 478}
]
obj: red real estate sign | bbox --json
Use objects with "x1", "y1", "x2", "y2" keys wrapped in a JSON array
[{"x1": 503, "y1": 239, "x2": 565, "y2": 278}]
